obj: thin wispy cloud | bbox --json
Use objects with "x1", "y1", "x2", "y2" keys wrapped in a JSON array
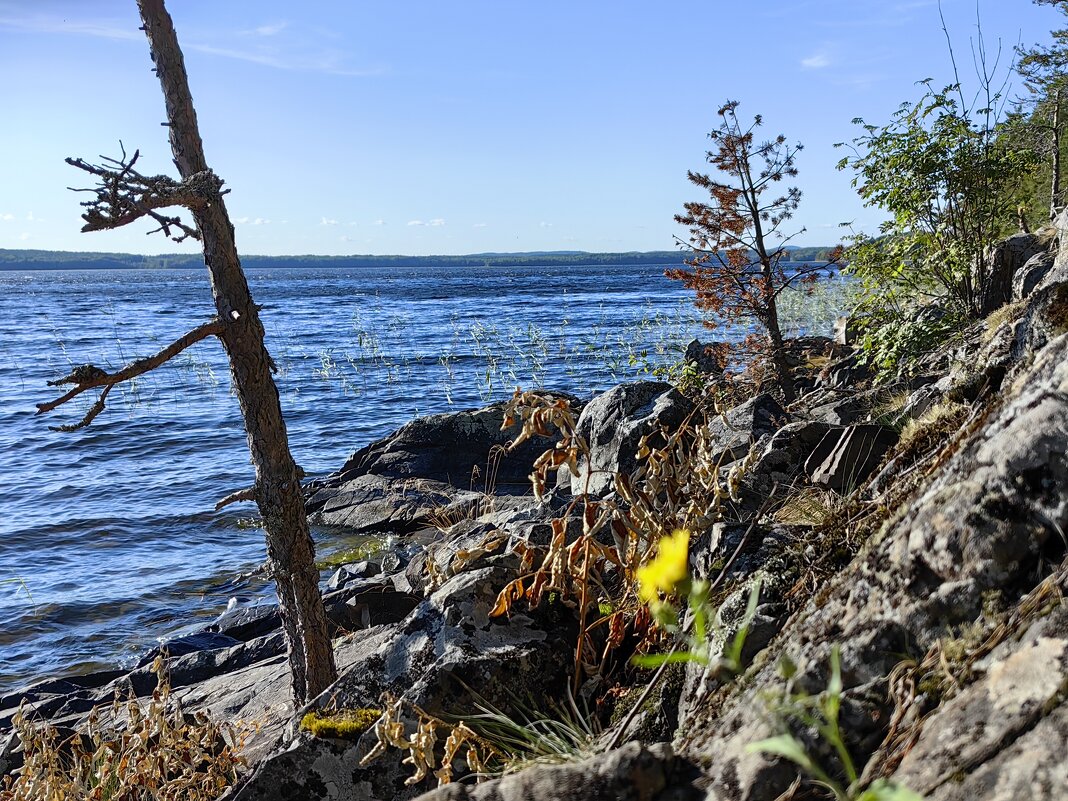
[
  {"x1": 184, "y1": 42, "x2": 386, "y2": 77},
  {"x1": 373, "y1": 219, "x2": 386, "y2": 226},
  {"x1": 0, "y1": 14, "x2": 140, "y2": 41},
  {"x1": 407, "y1": 220, "x2": 425, "y2": 227},
  {"x1": 428, "y1": 218, "x2": 446, "y2": 227},
  {"x1": 0, "y1": 213, "x2": 13, "y2": 222},
  {"x1": 472, "y1": 223, "x2": 487, "y2": 228},
  {"x1": 320, "y1": 217, "x2": 339, "y2": 226},
  {"x1": 242, "y1": 22, "x2": 289, "y2": 37},
  {"x1": 0, "y1": 12, "x2": 385, "y2": 77},
  {"x1": 802, "y1": 51, "x2": 832, "y2": 69},
  {"x1": 539, "y1": 221, "x2": 553, "y2": 228}
]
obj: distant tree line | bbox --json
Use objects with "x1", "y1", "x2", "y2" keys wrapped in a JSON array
[{"x1": 0, "y1": 247, "x2": 840, "y2": 271}]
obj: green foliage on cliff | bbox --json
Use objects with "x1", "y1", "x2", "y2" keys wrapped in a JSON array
[{"x1": 839, "y1": 82, "x2": 1036, "y2": 319}]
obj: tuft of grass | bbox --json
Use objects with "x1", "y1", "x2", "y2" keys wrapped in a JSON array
[
  {"x1": 869, "y1": 388, "x2": 911, "y2": 431},
  {"x1": 300, "y1": 708, "x2": 382, "y2": 740},
  {"x1": 982, "y1": 299, "x2": 1028, "y2": 343},
  {"x1": 898, "y1": 401, "x2": 969, "y2": 453},
  {"x1": 1, "y1": 658, "x2": 245, "y2": 801},
  {"x1": 774, "y1": 488, "x2": 848, "y2": 527},
  {"x1": 463, "y1": 692, "x2": 601, "y2": 775}
]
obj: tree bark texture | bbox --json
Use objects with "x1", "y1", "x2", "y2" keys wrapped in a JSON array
[{"x1": 136, "y1": 0, "x2": 337, "y2": 704}]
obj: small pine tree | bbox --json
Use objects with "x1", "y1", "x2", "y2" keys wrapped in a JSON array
[{"x1": 669, "y1": 101, "x2": 820, "y2": 403}]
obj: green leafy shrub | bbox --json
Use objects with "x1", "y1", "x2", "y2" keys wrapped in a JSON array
[
  {"x1": 856, "y1": 310, "x2": 964, "y2": 383},
  {"x1": 839, "y1": 77, "x2": 1036, "y2": 319}
]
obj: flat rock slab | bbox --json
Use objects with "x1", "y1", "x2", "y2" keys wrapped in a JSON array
[
  {"x1": 307, "y1": 474, "x2": 484, "y2": 533},
  {"x1": 804, "y1": 423, "x2": 898, "y2": 492}
]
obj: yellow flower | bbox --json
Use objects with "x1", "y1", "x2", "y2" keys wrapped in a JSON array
[{"x1": 636, "y1": 529, "x2": 690, "y2": 603}]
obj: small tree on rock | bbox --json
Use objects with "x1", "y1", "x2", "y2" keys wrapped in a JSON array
[
  {"x1": 36, "y1": 0, "x2": 337, "y2": 704},
  {"x1": 668, "y1": 101, "x2": 819, "y2": 403}
]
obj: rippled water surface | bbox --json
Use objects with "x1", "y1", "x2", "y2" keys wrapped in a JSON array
[{"x1": 0, "y1": 262, "x2": 729, "y2": 692}]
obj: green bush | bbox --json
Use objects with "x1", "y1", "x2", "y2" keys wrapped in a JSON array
[{"x1": 839, "y1": 81, "x2": 1036, "y2": 319}]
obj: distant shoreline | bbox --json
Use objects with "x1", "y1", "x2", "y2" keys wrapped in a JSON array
[{"x1": 0, "y1": 247, "x2": 839, "y2": 272}]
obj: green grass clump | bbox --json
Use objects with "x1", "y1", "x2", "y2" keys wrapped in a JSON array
[{"x1": 300, "y1": 708, "x2": 382, "y2": 739}]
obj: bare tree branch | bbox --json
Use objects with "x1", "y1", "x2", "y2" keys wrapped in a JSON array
[
  {"x1": 215, "y1": 487, "x2": 258, "y2": 511},
  {"x1": 65, "y1": 148, "x2": 229, "y2": 242},
  {"x1": 50, "y1": 385, "x2": 114, "y2": 433},
  {"x1": 37, "y1": 318, "x2": 225, "y2": 426}
]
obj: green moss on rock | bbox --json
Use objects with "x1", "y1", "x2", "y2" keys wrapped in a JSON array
[{"x1": 300, "y1": 708, "x2": 382, "y2": 739}]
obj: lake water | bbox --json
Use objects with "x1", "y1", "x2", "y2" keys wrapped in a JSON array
[{"x1": 0, "y1": 263, "x2": 841, "y2": 693}]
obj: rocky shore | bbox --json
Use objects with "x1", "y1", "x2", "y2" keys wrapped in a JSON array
[{"x1": 3, "y1": 220, "x2": 1068, "y2": 800}]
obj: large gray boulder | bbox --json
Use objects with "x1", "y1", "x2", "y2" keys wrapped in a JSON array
[
  {"x1": 1013, "y1": 250, "x2": 1056, "y2": 301},
  {"x1": 306, "y1": 473, "x2": 485, "y2": 533},
  {"x1": 981, "y1": 231, "x2": 1045, "y2": 315},
  {"x1": 324, "y1": 395, "x2": 580, "y2": 494},
  {"x1": 702, "y1": 393, "x2": 789, "y2": 467},
  {"x1": 678, "y1": 330, "x2": 1068, "y2": 801},
  {"x1": 570, "y1": 382, "x2": 693, "y2": 497}
]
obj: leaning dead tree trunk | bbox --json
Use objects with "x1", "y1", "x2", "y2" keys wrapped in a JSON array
[{"x1": 38, "y1": 0, "x2": 337, "y2": 704}]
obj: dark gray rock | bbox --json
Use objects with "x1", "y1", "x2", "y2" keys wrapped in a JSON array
[
  {"x1": 685, "y1": 338, "x2": 724, "y2": 374},
  {"x1": 1013, "y1": 250, "x2": 1056, "y2": 301},
  {"x1": 316, "y1": 395, "x2": 579, "y2": 495},
  {"x1": 412, "y1": 741, "x2": 689, "y2": 801},
  {"x1": 982, "y1": 231, "x2": 1045, "y2": 315},
  {"x1": 136, "y1": 631, "x2": 243, "y2": 667},
  {"x1": 307, "y1": 474, "x2": 484, "y2": 533},
  {"x1": 326, "y1": 560, "x2": 382, "y2": 591},
  {"x1": 571, "y1": 382, "x2": 694, "y2": 497},
  {"x1": 806, "y1": 392, "x2": 871, "y2": 425},
  {"x1": 739, "y1": 420, "x2": 838, "y2": 504},
  {"x1": 322, "y1": 579, "x2": 421, "y2": 633},
  {"x1": 702, "y1": 393, "x2": 789, "y2": 467},
  {"x1": 804, "y1": 424, "x2": 899, "y2": 492},
  {"x1": 211, "y1": 602, "x2": 282, "y2": 641}
]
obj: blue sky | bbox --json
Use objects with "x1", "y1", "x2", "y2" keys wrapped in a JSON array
[{"x1": 0, "y1": 0, "x2": 1061, "y2": 256}]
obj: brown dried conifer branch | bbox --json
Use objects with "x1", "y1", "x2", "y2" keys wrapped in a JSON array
[{"x1": 37, "y1": 318, "x2": 225, "y2": 427}]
